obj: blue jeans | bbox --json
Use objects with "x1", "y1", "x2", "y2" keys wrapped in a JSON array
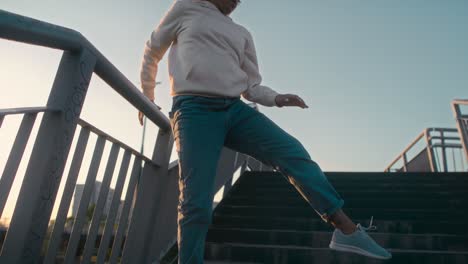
[{"x1": 168, "y1": 95, "x2": 344, "y2": 264}]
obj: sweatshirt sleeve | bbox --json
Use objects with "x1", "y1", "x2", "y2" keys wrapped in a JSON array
[
  {"x1": 140, "y1": 1, "x2": 185, "y2": 101},
  {"x1": 240, "y1": 30, "x2": 280, "y2": 107}
]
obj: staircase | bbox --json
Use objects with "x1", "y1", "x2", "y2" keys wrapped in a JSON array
[{"x1": 204, "y1": 171, "x2": 468, "y2": 263}]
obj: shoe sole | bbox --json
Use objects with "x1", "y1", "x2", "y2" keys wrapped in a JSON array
[{"x1": 329, "y1": 241, "x2": 392, "y2": 260}]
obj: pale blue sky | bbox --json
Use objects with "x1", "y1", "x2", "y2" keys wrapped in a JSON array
[{"x1": 1, "y1": 0, "x2": 468, "y2": 174}]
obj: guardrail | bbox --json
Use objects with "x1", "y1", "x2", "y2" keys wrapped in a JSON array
[
  {"x1": 0, "y1": 10, "x2": 270, "y2": 263},
  {"x1": 452, "y1": 99, "x2": 468, "y2": 164},
  {"x1": 385, "y1": 128, "x2": 465, "y2": 172}
]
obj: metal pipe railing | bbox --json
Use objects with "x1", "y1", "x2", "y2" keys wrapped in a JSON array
[
  {"x1": 452, "y1": 99, "x2": 468, "y2": 164},
  {"x1": 0, "y1": 108, "x2": 52, "y2": 218},
  {"x1": 78, "y1": 143, "x2": 120, "y2": 264},
  {"x1": 42, "y1": 127, "x2": 91, "y2": 264},
  {"x1": 0, "y1": 9, "x2": 169, "y2": 131},
  {"x1": 385, "y1": 131, "x2": 425, "y2": 172},
  {"x1": 108, "y1": 157, "x2": 142, "y2": 263},
  {"x1": 78, "y1": 119, "x2": 155, "y2": 166},
  {"x1": 0, "y1": 107, "x2": 56, "y2": 116},
  {"x1": 62, "y1": 136, "x2": 106, "y2": 263},
  {"x1": 0, "y1": 107, "x2": 157, "y2": 263},
  {"x1": 0, "y1": 9, "x2": 172, "y2": 262},
  {"x1": 94, "y1": 149, "x2": 131, "y2": 264},
  {"x1": 385, "y1": 127, "x2": 461, "y2": 172},
  {"x1": 385, "y1": 127, "x2": 463, "y2": 172}
]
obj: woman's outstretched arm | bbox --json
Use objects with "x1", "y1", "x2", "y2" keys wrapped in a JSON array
[
  {"x1": 240, "y1": 30, "x2": 308, "y2": 109},
  {"x1": 240, "y1": 30, "x2": 281, "y2": 107}
]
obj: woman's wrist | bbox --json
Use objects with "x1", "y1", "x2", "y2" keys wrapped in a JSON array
[{"x1": 275, "y1": 95, "x2": 283, "y2": 107}]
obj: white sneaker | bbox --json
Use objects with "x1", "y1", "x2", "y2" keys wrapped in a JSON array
[{"x1": 329, "y1": 217, "x2": 392, "y2": 260}]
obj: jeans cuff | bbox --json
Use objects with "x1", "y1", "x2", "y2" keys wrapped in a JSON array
[{"x1": 320, "y1": 199, "x2": 344, "y2": 223}]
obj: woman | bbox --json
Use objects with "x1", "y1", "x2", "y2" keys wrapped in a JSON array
[{"x1": 138, "y1": 0, "x2": 392, "y2": 263}]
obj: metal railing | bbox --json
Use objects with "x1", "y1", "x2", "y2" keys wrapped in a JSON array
[
  {"x1": 385, "y1": 128, "x2": 465, "y2": 172},
  {"x1": 386, "y1": 99, "x2": 468, "y2": 173},
  {"x1": 452, "y1": 99, "x2": 468, "y2": 164},
  {"x1": 0, "y1": 10, "x2": 271, "y2": 264}
]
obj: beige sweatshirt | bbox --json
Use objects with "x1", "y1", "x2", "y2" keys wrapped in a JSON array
[{"x1": 140, "y1": 0, "x2": 280, "y2": 107}]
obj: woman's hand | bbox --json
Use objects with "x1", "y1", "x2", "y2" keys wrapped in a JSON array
[
  {"x1": 138, "y1": 111, "x2": 145, "y2": 126},
  {"x1": 275, "y1": 94, "x2": 309, "y2": 108}
]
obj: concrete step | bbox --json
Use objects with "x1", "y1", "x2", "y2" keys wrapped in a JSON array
[
  {"x1": 228, "y1": 190, "x2": 468, "y2": 200},
  {"x1": 247, "y1": 170, "x2": 468, "y2": 175},
  {"x1": 206, "y1": 228, "x2": 468, "y2": 251},
  {"x1": 230, "y1": 186, "x2": 468, "y2": 195},
  {"x1": 239, "y1": 171, "x2": 468, "y2": 181},
  {"x1": 221, "y1": 197, "x2": 468, "y2": 209},
  {"x1": 211, "y1": 215, "x2": 468, "y2": 235},
  {"x1": 205, "y1": 261, "x2": 261, "y2": 264},
  {"x1": 243, "y1": 171, "x2": 468, "y2": 181},
  {"x1": 214, "y1": 206, "x2": 468, "y2": 221},
  {"x1": 203, "y1": 171, "x2": 468, "y2": 263},
  {"x1": 204, "y1": 242, "x2": 468, "y2": 264},
  {"x1": 236, "y1": 180, "x2": 468, "y2": 189}
]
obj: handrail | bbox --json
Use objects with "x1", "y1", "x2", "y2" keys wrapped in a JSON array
[
  {"x1": 385, "y1": 127, "x2": 464, "y2": 172},
  {"x1": 452, "y1": 99, "x2": 468, "y2": 164},
  {"x1": 424, "y1": 127, "x2": 459, "y2": 133},
  {"x1": 452, "y1": 99, "x2": 468, "y2": 105},
  {"x1": 0, "y1": 107, "x2": 60, "y2": 128},
  {"x1": 385, "y1": 131, "x2": 425, "y2": 172},
  {"x1": 0, "y1": 107, "x2": 155, "y2": 165},
  {"x1": 0, "y1": 107, "x2": 59, "y2": 116},
  {"x1": 431, "y1": 143, "x2": 463, "y2": 148},
  {"x1": 77, "y1": 119, "x2": 155, "y2": 166},
  {"x1": 0, "y1": 9, "x2": 170, "y2": 131}
]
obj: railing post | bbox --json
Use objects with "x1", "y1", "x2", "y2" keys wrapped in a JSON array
[
  {"x1": 440, "y1": 130, "x2": 448, "y2": 172},
  {"x1": 424, "y1": 129, "x2": 437, "y2": 172},
  {"x1": 43, "y1": 127, "x2": 90, "y2": 264},
  {"x1": 121, "y1": 127, "x2": 173, "y2": 264},
  {"x1": 402, "y1": 153, "x2": 408, "y2": 172},
  {"x1": 108, "y1": 157, "x2": 142, "y2": 264},
  {"x1": 0, "y1": 113, "x2": 37, "y2": 217},
  {"x1": 0, "y1": 49, "x2": 96, "y2": 263},
  {"x1": 452, "y1": 101, "x2": 468, "y2": 164}
]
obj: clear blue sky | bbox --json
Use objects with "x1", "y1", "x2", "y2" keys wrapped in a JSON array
[{"x1": 1, "y1": 0, "x2": 468, "y2": 173}]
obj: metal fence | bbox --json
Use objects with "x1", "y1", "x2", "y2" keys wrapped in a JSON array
[
  {"x1": 385, "y1": 127, "x2": 466, "y2": 172},
  {"x1": 0, "y1": 10, "x2": 270, "y2": 263},
  {"x1": 452, "y1": 99, "x2": 468, "y2": 165},
  {"x1": 386, "y1": 99, "x2": 468, "y2": 173}
]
